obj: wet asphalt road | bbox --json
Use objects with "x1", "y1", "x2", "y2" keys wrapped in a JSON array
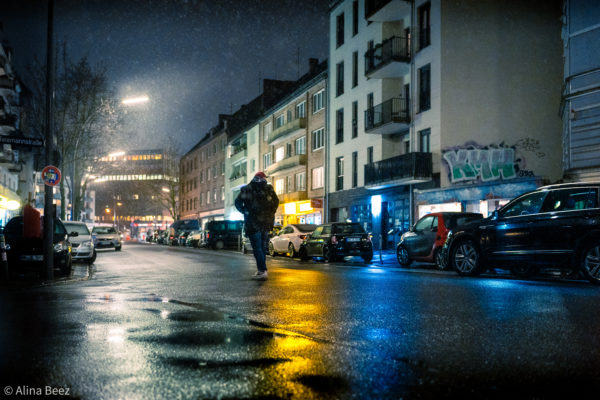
[{"x1": 2, "y1": 242, "x2": 600, "y2": 399}]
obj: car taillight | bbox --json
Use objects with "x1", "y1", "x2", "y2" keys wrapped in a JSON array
[
  {"x1": 206, "y1": 233, "x2": 210, "y2": 239},
  {"x1": 331, "y1": 235, "x2": 338, "y2": 244}
]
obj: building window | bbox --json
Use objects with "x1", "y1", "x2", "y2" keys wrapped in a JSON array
[
  {"x1": 419, "y1": 128, "x2": 431, "y2": 152},
  {"x1": 201, "y1": 192, "x2": 204, "y2": 205},
  {"x1": 263, "y1": 122, "x2": 272, "y2": 141},
  {"x1": 275, "y1": 114, "x2": 285, "y2": 128},
  {"x1": 312, "y1": 128, "x2": 324, "y2": 151},
  {"x1": 352, "y1": 0, "x2": 358, "y2": 36},
  {"x1": 312, "y1": 166, "x2": 324, "y2": 189},
  {"x1": 296, "y1": 101, "x2": 306, "y2": 118},
  {"x1": 336, "y1": 12, "x2": 344, "y2": 48},
  {"x1": 336, "y1": 108, "x2": 344, "y2": 144},
  {"x1": 352, "y1": 151, "x2": 358, "y2": 188},
  {"x1": 275, "y1": 178, "x2": 285, "y2": 195},
  {"x1": 312, "y1": 90, "x2": 324, "y2": 113},
  {"x1": 212, "y1": 166, "x2": 217, "y2": 179},
  {"x1": 251, "y1": 158, "x2": 256, "y2": 172},
  {"x1": 199, "y1": 171, "x2": 203, "y2": 183},
  {"x1": 418, "y1": 64, "x2": 431, "y2": 112},
  {"x1": 296, "y1": 172, "x2": 306, "y2": 191},
  {"x1": 418, "y1": 2, "x2": 431, "y2": 50},
  {"x1": 207, "y1": 168, "x2": 211, "y2": 181},
  {"x1": 221, "y1": 162, "x2": 225, "y2": 175},
  {"x1": 275, "y1": 146, "x2": 285, "y2": 162},
  {"x1": 402, "y1": 133, "x2": 410, "y2": 154},
  {"x1": 352, "y1": 101, "x2": 358, "y2": 138},
  {"x1": 221, "y1": 186, "x2": 224, "y2": 200},
  {"x1": 336, "y1": 62, "x2": 344, "y2": 97},
  {"x1": 352, "y1": 51, "x2": 358, "y2": 88},
  {"x1": 213, "y1": 188, "x2": 217, "y2": 203},
  {"x1": 206, "y1": 191, "x2": 210, "y2": 204},
  {"x1": 367, "y1": 146, "x2": 373, "y2": 164},
  {"x1": 296, "y1": 136, "x2": 306, "y2": 155},
  {"x1": 287, "y1": 176, "x2": 293, "y2": 193},
  {"x1": 336, "y1": 156, "x2": 344, "y2": 191},
  {"x1": 263, "y1": 152, "x2": 272, "y2": 169},
  {"x1": 194, "y1": 197, "x2": 198, "y2": 209},
  {"x1": 286, "y1": 143, "x2": 293, "y2": 157}
]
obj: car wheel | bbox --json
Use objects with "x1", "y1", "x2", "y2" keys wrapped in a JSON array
[
  {"x1": 213, "y1": 240, "x2": 225, "y2": 250},
  {"x1": 115, "y1": 245, "x2": 122, "y2": 252},
  {"x1": 511, "y1": 264, "x2": 538, "y2": 278},
  {"x1": 362, "y1": 253, "x2": 373, "y2": 263},
  {"x1": 87, "y1": 251, "x2": 97, "y2": 265},
  {"x1": 434, "y1": 248, "x2": 446, "y2": 270},
  {"x1": 580, "y1": 242, "x2": 600, "y2": 285},
  {"x1": 287, "y1": 243, "x2": 297, "y2": 258},
  {"x1": 299, "y1": 246, "x2": 309, "y2": 261},
  {"x1": 451, "y1": 239, "x2": 481, "y2": 276},
  {"x1": 268, "y1": 242, "x2": 277, "y2": 257},
  {"x1": 396, "y1": 245, "x2": 412, "y2": 267}
]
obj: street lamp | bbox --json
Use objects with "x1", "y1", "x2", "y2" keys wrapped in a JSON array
[{"x1": 122, "y1": 95, "x2": 149, "y2": 106}]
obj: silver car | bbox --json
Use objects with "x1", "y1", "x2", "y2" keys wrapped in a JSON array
[
  {"x1": 92, "y1": 225, "x2": 122, "y2": 251},
  {"x1": 64, "y1": 221, "x2": 96, "y2": 264}
]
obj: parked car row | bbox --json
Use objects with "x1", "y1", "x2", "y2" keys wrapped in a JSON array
[{"x1": 3, "y1": 217, "x2": 123, "y2": 279}]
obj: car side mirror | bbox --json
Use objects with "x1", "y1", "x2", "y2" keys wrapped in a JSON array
[
  {"x1": 69, "y1": 231, "x2": 79, "y2": 237},
  {"x1": 491, "y1": 210, "x2": 499, "y2": 220}
]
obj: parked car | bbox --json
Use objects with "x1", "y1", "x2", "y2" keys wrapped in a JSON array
[
  {"x1": 241, "y1": 225, "x2": 284, "y2": 254},
  {"x1": 269, "y1": 224, "x2": 316, "y2": 257},
  {"x1": 186, "y1": 230, "x2": 203, "y2": 247},
  {"x1": 443, "y1": 182, "x2": 600, "y2": 284},
  {"x1": 4, "y1": 216, "x2": 73, "y2": 277},
  {"x1": 63, "y1": 221, "x2": 96, "y2": 264},
  {"x1": 200, "y1": 220, "x2": 244, "y2": 249},
  {"x1": 169, "y1": 219, "x2": 200, "y2": 246},
  {"x1": 396, "y1": 212, "x2": 483, "y2": 269},
  {"x1": 299, "y1": 222, "x2": 373, "y2": 263},
  {"x1": 157, "y1": 230, "x2": 169, "y2": 245},
  {"x1": 92, "y1": 225, "x2": 122, "y2": 251}
]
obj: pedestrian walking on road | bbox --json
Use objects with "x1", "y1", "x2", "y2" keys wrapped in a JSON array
[{"x1": 235, "y1": 171, "x2": 279, "y2": 280}]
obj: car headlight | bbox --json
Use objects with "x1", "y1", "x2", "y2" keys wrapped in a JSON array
[
  {"x1": 80, "y1": 240, "x2": 93, "y2": 249},
  {"x1": 54, "y1": 242, "x2": 68, "y2": 252}
]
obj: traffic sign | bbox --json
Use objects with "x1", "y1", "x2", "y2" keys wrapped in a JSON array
[
  {"x1": 0, "y1": 135, "x2": 44, "y2": 147},
  {"x1": 41, "y1": 165, "x2": 61, "y2": 186}
]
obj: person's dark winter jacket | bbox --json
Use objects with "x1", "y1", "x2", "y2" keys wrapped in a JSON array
[{"x1": 235, "y1": 177, "x2": 279, "y2": 236}]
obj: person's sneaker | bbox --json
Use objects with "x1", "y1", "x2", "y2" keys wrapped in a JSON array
[{"x1": 252, "y1": 271, "x2": 268, "y2": 280}]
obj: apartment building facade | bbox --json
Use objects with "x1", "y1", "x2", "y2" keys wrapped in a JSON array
[
  {"x1": 561, "y1": 0, "x2": 600, "y2": 182},
  {"x1": 328, "y1": 0, "x2": 563, "y2": 250},
  {"x1": 258, "y1": 60, "x2": 328, "y2": 226}
]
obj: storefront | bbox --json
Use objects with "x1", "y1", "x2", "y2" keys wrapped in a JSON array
[
  {"x1": 277, "y1": 199, "x2": 323, "y2": 227},
  {"x1": 415, "y1": 177, "x2": 541, "y2": 219},
  {"x1": 0, "y1": 193, "x2": 21, "y2": 226}
]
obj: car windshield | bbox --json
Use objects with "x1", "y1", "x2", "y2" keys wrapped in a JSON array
[
  {"x1": 295, "y1": 224, "x2": 316, "y2": 233},
  {"x1": 64, "y1": 223, "x2": 90, "y2": 235},
  {"x1": 92, "y1": 227, "x2": 117, "y2": 234},
  {"x1": 332, "y1": 224, "x2": 365, "y2": 234}
]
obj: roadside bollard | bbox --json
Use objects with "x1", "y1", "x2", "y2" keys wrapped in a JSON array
[{"x1": 1, "y1": 234, "x2": 9, "y2": 281}]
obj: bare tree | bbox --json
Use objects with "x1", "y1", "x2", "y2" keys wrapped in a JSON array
[{"x1": 26, "y1": 44, "x2": 123, "y2": 220}]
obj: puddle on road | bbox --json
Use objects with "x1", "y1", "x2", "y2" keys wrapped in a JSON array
[
  {"x1": 162, "y1": 356, "x2": 291, "y2": 369},
  {"x1": 131, "y1": 329, "x2": 278, "y2": 347}
]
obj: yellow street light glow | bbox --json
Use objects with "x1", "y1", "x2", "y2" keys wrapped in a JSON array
[
  {"x1": 161, "y1": 187, "x2": 170, "y2": 193},
  {"x1": 108, "y1": 151, "x2": 125, "y2": 158},
  {"x1": 122, "y1": 96, "x2": 149, "y2": 105}
]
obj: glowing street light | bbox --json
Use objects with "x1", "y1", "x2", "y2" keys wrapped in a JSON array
[
  {"x1": 161, "y1": 187, "x2": 170, "y2": 193},
  {"x1": 122, "y1": 95, "x2": 149, "y2": 105}
]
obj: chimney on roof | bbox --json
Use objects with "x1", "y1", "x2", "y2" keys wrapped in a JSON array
[{"x1": 309, "y1": 58, "x2": 319, "y2": 74}]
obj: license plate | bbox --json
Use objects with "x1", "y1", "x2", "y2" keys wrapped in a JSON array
[
  {"x1": 346, "y1": 237, "x2": 360, "y2": 242},
  {"x1": 20, "y1": 255, "x2": 44, "y2": 261}
]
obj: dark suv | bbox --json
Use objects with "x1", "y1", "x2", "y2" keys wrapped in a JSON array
[
  {"x1": 4, "y1": 216, "x2": 73, "y2": 277},
  {"x1": 299, "y1": 222, "x2": 373, "y2": 263},
  {"x1": 200, "y1": 220, "x2": 244, "y2": 249},
  {"x1": 443, "y1": 182, "x2": 600, "y2": 284}
]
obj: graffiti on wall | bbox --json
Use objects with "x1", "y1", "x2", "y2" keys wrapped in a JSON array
[{"x1": 443, "y1": 139, "x2": 541, "y2": 184}]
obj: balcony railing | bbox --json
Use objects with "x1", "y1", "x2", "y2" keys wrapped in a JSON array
[
  {"x1": 365, "y1": 36, "x2": 410, "y2": 77},
  {"x1": 268, "y1": 117, "x2": 306, "y2": 145},
  {"x1": 364, "y1": 152, "x2": 432, "y2": 187},
  {"x1": 265, "y1": 154, "x2": 307, "y2": 176},
  {"x1": 230, "y1": 142, "x2": 247, "y2": 157},
  {"x1": 364, "y1": 97, "x2": 410, "y2": 134}
]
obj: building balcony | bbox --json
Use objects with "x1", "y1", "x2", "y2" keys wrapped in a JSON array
[
  {"x1": 268, "y1": 117, "x2": 306, "y2": 145},
  {"x1": 229, "y1": 175, "x2": 246, "y2": 189},
  {"x1": 365, "y1": 0, "x2": 411, "y2": 22},
  {"x1": 229, "y1": 147, "x2": 247, "y2": 164},
  {"x1": 265, "y1": 154, "x2": 307, "y2": 177},
  {"x1": 364, "y1": 97, "x2": 410, "y2": 134},
  {"x1": 279, "y1": 190, "x2": 308, "y2": 205},
  {"x1": 365, "y1": 36, "x2": 410, "y2": 79},
  {"x1": 364, "y1": 152, "x2": 432, "y2": 189}
]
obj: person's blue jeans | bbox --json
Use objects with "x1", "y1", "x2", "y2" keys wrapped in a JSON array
[{"x1": 248, "y1": 230, "x2": 269, "y2": 272}]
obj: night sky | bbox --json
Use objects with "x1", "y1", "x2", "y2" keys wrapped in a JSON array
[{"x1": 1, "y1": 0, "x2": 329, "y2": 153}]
